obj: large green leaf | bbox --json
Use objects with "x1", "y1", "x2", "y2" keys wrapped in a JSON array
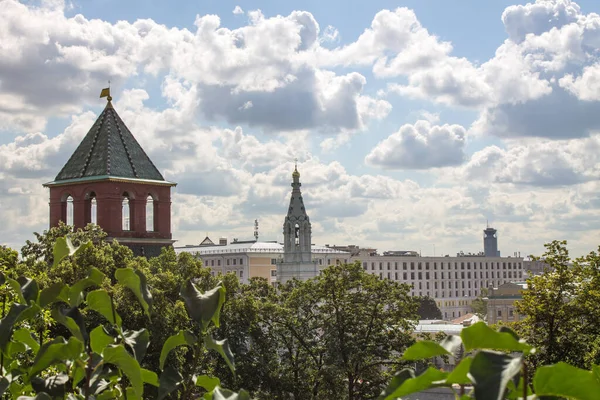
[
  {"x1": 0, "y1": 376, "x2": 8, "y2": 397},
  {"x1": 445, "y1": 357, "x2": 472, "y2": 385},
  {"x1": 205, "y1": 335, "x2": 235, "y2": 375},
  {"x1": 180, "y1": 281, "x2": 225, "y2": 330},
  {"x1": 38, "y1": 283, "x2": 67, "y2": 308},
  {"x1": 90, "y1": 326, "x2": 114, "y2": 355},
  {"x1": 461, "y1": 322, "x2": 532, "y2": 354},
  {"x1": 534, "y1": 362, "x2": 600, "y2": 400},
  {"x1": 115, "y1": 268, "x2": 153, "y2": 319},
  {"x1": 52, "y1": 237, "x2": 92, "y2": 268},
  {"x1": 141, "y1": 369, "x2": 159, "y2": 387},
  {"x1": 17, "y1": 277, "x2": 39, "y2": 305},
  {"x1": 86, "y1": 290, "x2": 121, "y2": 326},
  {"x1": 0, "y1": 303, "x2": 29, "y2": 355},
  {"x1": 102, "y1": 345, "x2": 143, "y2": 399},
  {"x1": 31, "y1": 373, "x2": 68, "y2": 397},
  {"x1": 7, "y1": 278, "x2": 27, "y2": 304},
  {"x1": 469, "y1": 351, "x2": 522, "y2": 400},
  {"x1": 16, "y1": 303, "x2": 41, "y2": 324},
  {"x1": 52, "y1": 305, "x2": 88, "y2": 344},
  {"x1": 159, "y1": 330, "x2": 197, "y2": 370},
  {"x1": 29, "y1": 336, "x2": 83, "y2": 377},
  {"x1": 13, "y1": 328, "x2": 40, "y2": 354},
  {"x1": 196, "y1": 375, "x2": 220, "y2": 392},
  {"x1": 69, "y1": 268, "x2": 105, "y2": 307},
  {"x1": 123, "y1": 329, "x2": 149, "y2": 363},
  {"x1": 157, "y1": 364, "x2": 183, "y2": 400},
  {"x1": 379, "y1": 367, "x2": 447, "y2": 399},
  {"x1": 402, "y1": 335, "x2": 462, "y2": 361}
]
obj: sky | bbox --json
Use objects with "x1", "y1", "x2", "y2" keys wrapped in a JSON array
[{"x1": 1, "y1": 0, "x2": 600, "y2": 258}]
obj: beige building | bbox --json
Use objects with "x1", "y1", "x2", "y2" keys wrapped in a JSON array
[
  {"x1": 486, "y1": 282, "x2": 527, "y2": 324},
  {"x1": 175, "y1": 239, "x2": 349, "y2": 285},
  {"x1": 347, "y1": 251, "x2": 524, "y2": 320}
]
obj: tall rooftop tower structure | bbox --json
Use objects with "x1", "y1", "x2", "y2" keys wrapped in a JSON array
[
  {"x1": 483, "y1": 225, "x2": 499, "y2": 257},
  {"x1": 277, "y1": 163, "x2": 318, "y2": 283},
  {"x1": 43, "y1": 88, "x2": 177, "y2": 257}
]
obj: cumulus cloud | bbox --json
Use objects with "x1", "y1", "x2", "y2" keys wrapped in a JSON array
[
  {"x1": 2, "y1": 0, "x2": 600, "y2": 259},
  {"x1": 365, "y1": 120, "x2": 466, "y2": 169},
  {"x1": 232, "y1": 5, "x2": 244, "y2": 15},
  {"x1": 501, "y1": 0, "x2": 581, "y2": 43},
  {"x1": 456, "y1": 135, "x2": 600, "y2": 186}
]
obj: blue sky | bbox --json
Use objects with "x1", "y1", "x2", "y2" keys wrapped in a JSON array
[{"x1": 2, "y1": 0, "x2": 600, "y2": 257}]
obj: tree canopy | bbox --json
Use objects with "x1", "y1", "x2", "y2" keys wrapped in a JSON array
[{"x1": 514, "y1": 240, "x2": 600, "y2": 371}]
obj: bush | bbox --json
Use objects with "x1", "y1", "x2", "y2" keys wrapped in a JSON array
[{"x1": 0, "y1": 237, "x2": 248, "y2": 399}]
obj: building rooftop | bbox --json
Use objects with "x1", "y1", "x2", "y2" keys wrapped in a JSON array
[
  {"x1": 175, "y1": 241, "x2": 350, "y2": 255},
  {"x1": 49, "y1": 99, "x2": 166, "y2": 184}
]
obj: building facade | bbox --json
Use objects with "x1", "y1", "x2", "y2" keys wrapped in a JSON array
[
  {"x1": 175, "y1": 239, "x2": 348, "y2": 285},
  {"x1": 43, "y1": 91, "x2": 176, "y2": 257},
  {"x1": 486, "y1": 282, "x2": 527, "y2": 324},
  {"x1": 349, "y1": 252, "x2": 524, "y2": 320}
]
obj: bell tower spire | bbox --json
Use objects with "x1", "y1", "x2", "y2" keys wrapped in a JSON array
[{"x1": 277, "y1": 162, "x2": 317, "y2": 283}]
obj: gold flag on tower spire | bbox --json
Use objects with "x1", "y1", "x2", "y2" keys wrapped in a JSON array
[{"x1": 99, "y1": 88, "x2": 110, "y2": 98}]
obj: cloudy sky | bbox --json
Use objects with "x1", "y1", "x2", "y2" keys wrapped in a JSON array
[{"x1": 1, "y1": 0, "x2": 600, "y2": 258}]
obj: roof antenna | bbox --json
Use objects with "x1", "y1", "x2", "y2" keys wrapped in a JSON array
[{"x1": 254, "y1": 219, "x2": 259, "y2": 242}]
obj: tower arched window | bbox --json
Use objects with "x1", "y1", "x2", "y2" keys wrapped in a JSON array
[
  {"x1": 66, "y1": 195, "x2": 74, "y2": 226},
  {"x1": 86, "y1": 192, "x2": 97, "y2": 225},
  {"x1": 294, "y1": 223, "x2": 300, "y2": 246},
  {"x1": 146, "y1": 195, "x2": 154, "y2": 232},
  {"x1": 91, "y1": 197, "x2": 97, "y2": 224},
  {"x1": 122, "y1": 194, "x2": 131, "y2": 231}
]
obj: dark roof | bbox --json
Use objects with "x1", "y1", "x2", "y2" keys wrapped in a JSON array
[{"x1": 54, "y1": 102, "x2": 165, "y2": 182}]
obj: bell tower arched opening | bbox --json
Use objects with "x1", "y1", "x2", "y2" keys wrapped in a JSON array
[{"x1": 122, "y1": 193, "x2": 131, "y2": 231}]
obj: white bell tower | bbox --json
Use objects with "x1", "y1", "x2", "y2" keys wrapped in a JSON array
[{"x1": 277, "y1": 162, "x2": 318, "y2": 283}]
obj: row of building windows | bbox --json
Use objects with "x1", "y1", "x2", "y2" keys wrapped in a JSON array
[
  {"x1": 209, "y1": 269, "x2": 244, "y2": 278},
  {"x1": 362, "y1": 260, "x2": 522, "y2": 271},
  {"x1": 205, "y1": 258, "x2": 245, "y2": 267},
  {"x1": 371, "y1": 270, "x2": 522, "y2": 281}
]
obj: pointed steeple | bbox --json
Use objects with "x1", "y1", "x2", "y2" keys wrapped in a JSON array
[
  {"x1": 277, "y1": 163, "x2": 317, "y2": 282},
  {"x1": 283, "y1": 163, "x2": 311, "y2": 262},
  {"x1": 51, "y1": 95, "x2": 166, "y2": 184}
]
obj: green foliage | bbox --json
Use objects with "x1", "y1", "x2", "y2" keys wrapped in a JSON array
[
  {"x1": 0, "y1": 236, "x2": 246, "y2": 399},
  {"x1": 416, "y1": 296, "x2": 443, "y2": 320},
  {"x1": 214, "y1": 262, "x2": 419, "y2": 400},
  {"x1": 513, "y1": 240, "x2": 600, "y2": 370},
  {"x1": 470, "y1": 287, "x2": 488, "y2": 319},
  {"x1": 380, "y1": 321, "x2": 600, "y2": 400}
]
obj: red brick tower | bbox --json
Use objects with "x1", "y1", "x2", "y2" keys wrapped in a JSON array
[{"x1": 43, "y1": 90, "x2": 177, "y2": 257}]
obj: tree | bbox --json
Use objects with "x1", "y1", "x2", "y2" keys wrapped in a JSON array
[
  {"x1": 214, "y1": 262, "x2": 419, "y2": 400},
  {"x1": 5, "y1": 225, "x2": 220, "y2": 389},
  {"x1": 513, "y1": 240, "x2": 600, "y2": 371},
  {"x1": 470, "y1": 287, "x2": 488, "y2": 319},
  {"x1": 0, "y1": 236, "x2": 247, "y2": 399},
  {"x1": 416, "y1": 296, "x2": 442, "y2": 320}
]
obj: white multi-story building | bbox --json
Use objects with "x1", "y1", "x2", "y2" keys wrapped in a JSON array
[{"x1": 348, "y1": 251, "x2": 523, "y2": 319}]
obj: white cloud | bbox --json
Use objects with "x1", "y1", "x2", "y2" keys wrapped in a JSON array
[
  {"x1": 2, "y1": 0, "x2": 600, "y2": 259},
  {"x1": 455, "y1": 135, "x2": 600, "y2": 186},
  {"x1": 501, "y1": 0, "x2": 581, "y2": 43},
  {"x1": 232, "y1": 5, "x2": 244, "y2": 15},
  {"x1": 365, "y1": 120, "x2": 466, "y2": 169}
]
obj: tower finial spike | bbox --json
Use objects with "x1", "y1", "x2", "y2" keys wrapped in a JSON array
[{"x1": 292, "y1": 158, "x2": 300, "y2": 179}]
